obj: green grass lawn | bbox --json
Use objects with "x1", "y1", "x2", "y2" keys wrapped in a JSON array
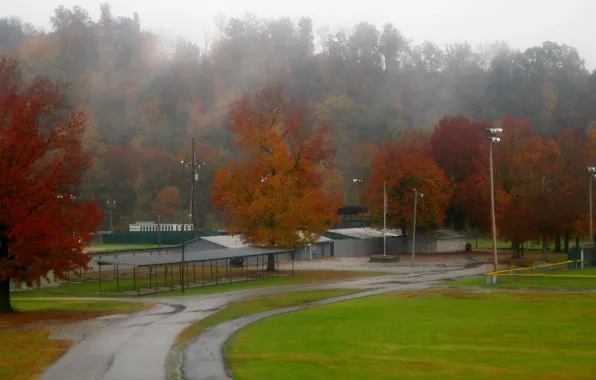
[
  {"x1": 0, "y1": 299, "x2": 148, "y2": 380},
  {"x1": 471, "y1": 238, "x2": 545, "y2": 250},
  {"x1": 12, "y1": 270, "x2": 389, "y2": 298},
  {"x1": 445, "y1": 267, "x2": 596, "y2": 289},
  {"x1": 227, "y1": 291, "x2": 596, "y2": 380},
  {"x1": 168, "y1": 289, "x2": 362, "y2": 380}
]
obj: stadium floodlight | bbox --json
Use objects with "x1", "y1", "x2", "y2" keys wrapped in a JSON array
[{"x1": 486, "y1": 126, "x2": 503, "y2": 273}]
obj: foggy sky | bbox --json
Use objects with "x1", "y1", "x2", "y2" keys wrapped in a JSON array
[{"x1": 6, "y1": 0, "x2": 596, "y2": 70}]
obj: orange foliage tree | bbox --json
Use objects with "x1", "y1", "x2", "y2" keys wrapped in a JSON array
[
  {"x1": 151, "y1": 186, "x2": 181, "y2": 222},
  {"x1": 0, "y1": 58, "x2": 101, "y2": 312},
  {"x1": 362, "y1": 132, "x2": 453, "y2": 239},
  {"x1": 210, "y1": 86, "x2": 342, "y2": 270}
]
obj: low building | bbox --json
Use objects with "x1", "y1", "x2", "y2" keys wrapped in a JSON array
[
  {"x1": 200, "y1": 234, "x2": 333, "y2": 262},
  {"x1": 325, "y1": 227, "x2": 403, "y2": 257},
  {"x1": 404, "y1": 229, "x2": 468, "y2": 254}
]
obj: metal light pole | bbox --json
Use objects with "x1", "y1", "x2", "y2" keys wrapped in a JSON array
[
  {"x1": 588, "y1": 167, "x2": 596, "y2": 246},
  {"x1": 157, "y1": 213, "x2": 162, "y2": 248},
  {"x1": 412, "y1": 189, "x2": 423, "y2": 266},
  {"x1": 106, "y1": 200, "x2": 116, "y2": 233},
  {"x1": 353, "y1": 177, "x2": 387, "y2": 256},
  {"x1": 486, "y1": 127, "x2": 503, "y2": 272}
]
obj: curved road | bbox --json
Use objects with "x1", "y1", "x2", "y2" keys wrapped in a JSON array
[{"x1": 41, "y1": 262, "x2": 490, "y2": 380}]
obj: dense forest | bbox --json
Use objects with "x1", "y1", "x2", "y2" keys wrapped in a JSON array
[{"x1": 2, "y1": 4, "x2": 596, "y2": 244}]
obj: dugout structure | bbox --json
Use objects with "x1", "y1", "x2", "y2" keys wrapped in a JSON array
[{"x1": 57, "y1": 247, "x2": 297, "y2": 296}]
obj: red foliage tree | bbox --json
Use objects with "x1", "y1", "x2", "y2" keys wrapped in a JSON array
[
  {"x1": 428, "y1": 117, "x2": 491, "y2": 229},
  {"x1": 428, "y1": 116, "x2": 489, "y2": 184},
  {"x1": 363, "y1": 132, "x2": 453, "y2": 236},
  {"x1": 501, "y1": 135, "x2": 564, "y2": 250},
  {"x1": 210, "y1": 86, "x2": 342, "y2": 271},
  {"x1": 0, "y1": 58, "x2": 101, "y2": 312}
]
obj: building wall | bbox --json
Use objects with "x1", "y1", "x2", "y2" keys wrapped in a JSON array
[
  {"x1": 436, "y1": 238, "x2": 467, "y2": 253},
  {"x1": 330, "y1": 237, "x2": 404, "y2": 257},
  {"x1": 396, "y1": 237, "x2": 467, "y2": 254}
]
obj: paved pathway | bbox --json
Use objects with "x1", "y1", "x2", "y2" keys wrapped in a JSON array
[{"x1": 41, "y1": 259, "x2": 492, "y2": 380}]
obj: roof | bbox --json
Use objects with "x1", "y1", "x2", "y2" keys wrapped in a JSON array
[
  {"x1": 338, "y1": 206, "x2": 368, "y2": 215},
  {"x1": 435, "y1": 229, "x2": 467, "y2": 239},
  {"x1": 202, "y1": 233, "x2": 331, "y2": 248},
  {"x1": 328, "y1": 227, "x2": 402, "y2": 239},
  {"x1": 94, "y1": 246, "x2": 294, "y2": 267},
  {"x1": 412, "y1": 228, "x2": 468, "y2": 240},
  {"x1": 201, "y1": 235, "x2": 247, "y2": 248}
]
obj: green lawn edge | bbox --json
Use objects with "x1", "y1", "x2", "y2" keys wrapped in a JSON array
[{"x1": 166, "y1": 289, "x2": 363, "y2": 380}]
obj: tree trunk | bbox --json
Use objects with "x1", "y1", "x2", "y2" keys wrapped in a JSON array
[
  {"x1": 554, "y1": 233, "x2": 561, "y2": 253},
  {"x1": 575, "y1": 236, "x2": 580, "y2": 249},
  {"x1": 511, "y1": 241, "x2": 521, "y2": 259},
  {"x1": 564, "y1": 229, "x2": 570, "y2": 253},
  {"x1": 0, "y1": 235, "x2": 13, "y2": 313},
  {"x1": 266, "y1": 253, "x2": 276, "y2": 272}
]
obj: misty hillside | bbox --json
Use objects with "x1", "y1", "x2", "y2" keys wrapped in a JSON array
[{"x1": 1, "y1": 4, "x2": 595, "y2": 230}]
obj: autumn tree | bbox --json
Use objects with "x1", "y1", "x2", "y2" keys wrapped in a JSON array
[
  {"x1": 501, "y1": 135, "x2": 564, "y2": 252},
  {"x1": 210, "y1": 86, "x2": 342, "y2": 271},
  {"x1": 151, "y1": 186, "x2": 181, "y2": 222},
  {"x1": 0, "y1": 57, "x2": 101, "y2": 312},
  {"x1": 362, "y1": 132, "x2": 453, "y2": 242},
  {"x1": 428, "y1": 117, "x2": 489, "y2": 230}
]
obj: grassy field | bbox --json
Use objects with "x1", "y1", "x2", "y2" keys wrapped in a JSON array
[
  {"x1": 471, "y1": 238, "x2": 547, "y2": 250},
  {"x1": 446, "y1": 267, "x2": 596, "y2": 289},
  {"x1": 0, "y1": 300, "x2": 148, "y2": 380},
  {"x1": 13, "y1": 270, "x2": 388, "y2": 298},
  {"x1": 168, "y1": 289, "x2": 362, "y2": 380},
  {"x1": 227, "y1": 291, "x2": 596, "y2": 380}
]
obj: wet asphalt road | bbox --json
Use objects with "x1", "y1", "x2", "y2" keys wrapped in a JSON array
[{"x1": 40, "y1": 260, "x2": 492, "y2": 380}]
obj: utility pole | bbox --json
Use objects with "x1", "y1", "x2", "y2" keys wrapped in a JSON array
[
  {"x1": 588, "y1": 167, "x2": 596, "y2": 245},
  {"x1": 412, "y1": 189, "x2": 423, "y2": 266},
  {"x1": 180, "y1": 209, "x2": 185, "y2": 293},
  {"x1": 191, "y1": 136, "x2": 196, "y2": 239},
  {"x1": 383, "y1": 181, "x2": 387, "y2": 257}
]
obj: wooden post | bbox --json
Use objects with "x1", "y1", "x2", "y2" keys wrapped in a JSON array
[
  {"x1": 116, "y1": 265, "x2": 120, "y2": 293},
  {"x1": 99, "y1": 265, "x2": 102, "y2": 295},
  {"x1": 202, "y1": 261, "x2": 205, "y2": 287},
  {"x1": 133, "y1": 267, "x2": 136, "y2": 293}
]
